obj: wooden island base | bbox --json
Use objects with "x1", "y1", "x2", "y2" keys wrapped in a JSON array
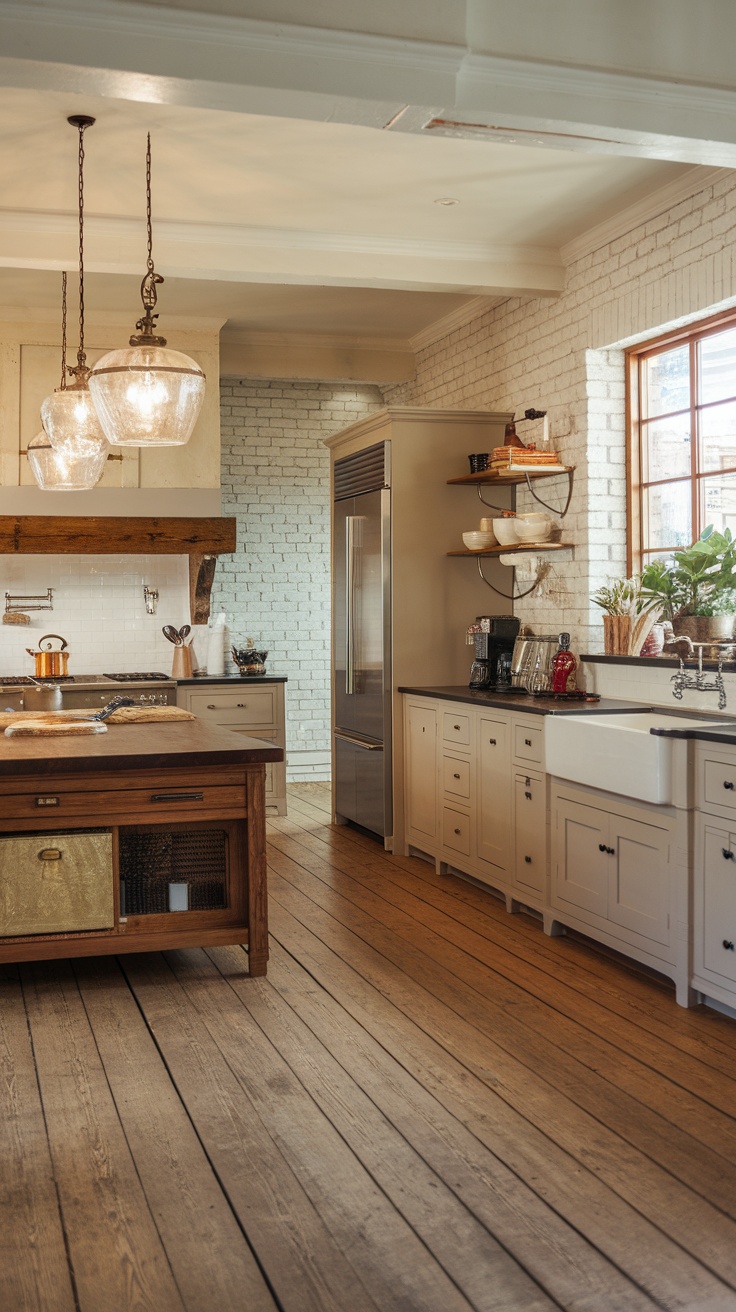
[{"x1": 0, "y1": 721, "x2": 282, "y2": 972}]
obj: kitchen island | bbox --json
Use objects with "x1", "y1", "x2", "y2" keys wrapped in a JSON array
[{"x1": 0, "y1": 720, "x2": 283, "y2": 972}]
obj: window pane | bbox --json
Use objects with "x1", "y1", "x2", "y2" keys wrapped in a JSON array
[
  {"x1": 699, "y1": 471, "x2": 736, "y2": 538},
  {"x1": 644, "y1": 345, "x2": 690, "y2": 416},
  {"x1": 642, "y1": 412, "x2": 691, "y2": 481},
  {"x1": 643, "y1": 481, "x2": 692, "y2": 551},
  {"x1": 699, "y1": 399, "x2": 736, "y2": 472},
  {"x1": 699, "y1": 327, "x2": 736, "y2": 404}
]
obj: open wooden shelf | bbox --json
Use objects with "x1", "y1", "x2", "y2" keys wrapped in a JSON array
[
  {"x1": 448, "y1": 542, "x2": 574, "y2": 557},
  {"x1": 447, "y1": 466, "x2": 574, "y2": 486}
]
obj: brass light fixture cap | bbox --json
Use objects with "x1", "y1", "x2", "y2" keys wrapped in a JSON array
[{"x1": 67, "y1": 114, "x2": 96, "y2": 130}]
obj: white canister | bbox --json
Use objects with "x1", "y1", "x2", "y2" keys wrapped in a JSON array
[{"x1": 206, "y1": 613, "x2": 227, "y2": 676}]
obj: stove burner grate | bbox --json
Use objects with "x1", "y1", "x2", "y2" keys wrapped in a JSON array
[
  {"x1": 0, "y1": 675, "x2": 75, "y2": 685},
  {"x1": 102, "y1": 672, "x2": 170, "y2": 682}
]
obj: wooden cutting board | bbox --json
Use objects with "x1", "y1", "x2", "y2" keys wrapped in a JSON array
[
  {"x1": 0, "y1": 706, "x2": 196, "y2": 730},
  {"x1": 5, "y1": 720, "x2": 108, "y2": 737}
]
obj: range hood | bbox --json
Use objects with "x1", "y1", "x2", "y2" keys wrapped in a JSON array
[{"x1": 0, "y1": 515, "x2": 236, "y2": 623}]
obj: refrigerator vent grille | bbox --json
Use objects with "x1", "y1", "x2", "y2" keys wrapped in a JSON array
[{"x1": 334, "y1": 442, "x2": 389, "y2": 500}]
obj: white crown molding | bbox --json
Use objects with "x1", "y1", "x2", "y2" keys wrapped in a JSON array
[
  {"x1": 560, "y1": 166, "x2": 734, "y2": 265},
  {"x1": 0, "y1": 303, "x2": 226, "y2": 331},
  {"x1": 220, "y1": 328, "x2": 412, "y2": 353},
  {"x1": 408, "y1": 295, "x2": 502, "y2": 351}
]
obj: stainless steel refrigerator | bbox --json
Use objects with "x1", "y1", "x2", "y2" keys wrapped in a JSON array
[{"x1": 333, "y1": 441, "x2": 391, "y2": 839}]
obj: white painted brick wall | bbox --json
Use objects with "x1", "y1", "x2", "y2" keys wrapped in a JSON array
[
  {"x1": 385, "y1": 174, "x2": 736, "y2": 656},
  {"x1": 214, "y1": 379, "x2": 384, "y2": 781}
]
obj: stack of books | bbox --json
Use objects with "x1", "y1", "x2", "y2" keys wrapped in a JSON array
[{"x1": 490, "y1": 444, "x2": 566, "y2": 474}]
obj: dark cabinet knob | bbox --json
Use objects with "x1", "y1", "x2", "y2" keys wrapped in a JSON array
[
  {"x1": 453, "y1": 724, "x2": 461, "y2": 730},
  {"x1": 723, "y1": 848, "x2": 735, "y2": 861},
  {"x1": 489, "y1": 737, "x2": 496, "y2": 745},
  {"x1": 525, "y1": 791, "x2": 532, "y2": 800},
  {"x1": 454, "y1": 827, "x2": 461, "y2": 835},
  {"x1": 524, "y1": 855, "x2": 532, "y2": 864},
  {"x1": 453, "y1": 772, "x2": 460, "y2": 779},
  {"x1": 524, "y1": 738, "x2": 532, "y2": 746},
  {"x1": 725, "y1": 781, "x2": 735, "y2": 790},
  {"x1": 723, "y1": 940, "x2": 735, "y2": 951},
  {"x1": 606, "y1": 846, "x2": 615, "y2": 855},
  {"x1": 598, "y1": 843, "x2": 607, "y2": 852}
]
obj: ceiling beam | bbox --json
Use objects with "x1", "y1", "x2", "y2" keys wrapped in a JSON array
[{"x1": 2, "y1": 1, "x2": 736, "y2": 165}]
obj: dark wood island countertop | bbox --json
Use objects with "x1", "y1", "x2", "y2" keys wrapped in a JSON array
[{"x1": 0, "y1": 719, "x2": 284, "y2": 777}]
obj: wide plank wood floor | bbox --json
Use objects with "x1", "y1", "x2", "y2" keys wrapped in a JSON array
[{"x1": 4, "y1": 781, "x2": 736, "y2": 1311}]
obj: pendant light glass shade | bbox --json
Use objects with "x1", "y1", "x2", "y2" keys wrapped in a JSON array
[
  {"x1": 88, "y1": 132, "x2": 205, "y2": 448},
  {"x1": 89, "y1": 343, "x2": 205, "y2": 447},
  {"x1": 27, "y1": 431, "x2": 108, "y2": 491},
  {"x1": 42, "y1": 386, "x2": 110, "y2": 459}
]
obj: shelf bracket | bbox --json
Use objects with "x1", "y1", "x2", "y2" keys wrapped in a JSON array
[
  {"x1": 475, "y1": 555, "x2": 542, "y2": 601},
  {"x1": 476, "y1": 485, "x2": 509, "y2": 513},
  {"x1": 522, "y1": 468, "x2": 574, "y2": 517}
]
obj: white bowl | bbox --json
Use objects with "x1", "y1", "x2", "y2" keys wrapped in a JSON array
[
  {"x1": 462, "y1": 530, "x2": 496, "y2": 551},
  {"x1": 514, "y1": 519, "x2": 552, "y2": 542},
  {"x1": 516, "y1": 512, "x2": 549, "y2": 525},
  {"x1": 492, "y1": 518, "x2": 519, "y2": 546}
]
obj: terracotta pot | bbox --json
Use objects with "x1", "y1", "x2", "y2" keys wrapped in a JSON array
[
  {"x1": 602, "y1": 615, "x2": 631, "y2": 655},
  {"x1": 671, "y1": 614, "x2": 735, "y2": 644}
]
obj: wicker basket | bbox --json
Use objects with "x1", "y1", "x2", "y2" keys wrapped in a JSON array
[{"x1": 119, "y1": 829, "x2": 227, "y2": 916}]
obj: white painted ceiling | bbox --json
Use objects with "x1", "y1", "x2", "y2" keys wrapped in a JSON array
[{"x1": 0, "y1": 82, "x2": 704, "y2": 343}]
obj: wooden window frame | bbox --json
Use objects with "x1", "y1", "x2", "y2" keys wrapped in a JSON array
[{"x1": 627, "y1": 306, "x2": 736, "y2": 574}]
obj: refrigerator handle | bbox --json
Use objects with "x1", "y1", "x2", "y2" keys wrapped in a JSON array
[{"x1": 345, "y1": 515, "x2": 358, "y2": 694}]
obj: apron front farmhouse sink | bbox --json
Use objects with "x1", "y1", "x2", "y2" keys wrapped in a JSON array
[{"x1": 545, "y1": 711, "x2": 722, "y2": 804}]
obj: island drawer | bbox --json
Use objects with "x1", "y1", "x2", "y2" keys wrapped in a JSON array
[
  {"x1": 0, "y1": 783, "x2": 247, "y2": 824},
  {"x1": 187, "y1": 687, "x2": 278, "y2": 727}
]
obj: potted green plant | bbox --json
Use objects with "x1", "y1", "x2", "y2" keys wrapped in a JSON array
[
  {"x1": 640, "y1": 526, "x2": 736, "y2": 643},
  {"x1": 591, "y1": 575, "x2": 659, "y2": 655}
]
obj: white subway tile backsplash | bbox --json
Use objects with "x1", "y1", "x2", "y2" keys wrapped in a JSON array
[{"x1": 0, "y1": 554, "x2": 191, "y2": 677}]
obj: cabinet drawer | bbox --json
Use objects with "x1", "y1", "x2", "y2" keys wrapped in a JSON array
[
  {"x1": 442, "y1": 806, "x2": 471, "y2": 856},
  {"x1": 0, "y1": 784, "x2": 246, "y2": 824},
  {"x1": 0, "y1": 830, "x2": 114, "y2": 936},
  {"x1": 188, "y1": 687, "x2": 277, "y2": 727},
  {"x1": 442, "y1": 712, "x2": 471, "y2": 747},
  {"x1": 513, "y1": 722, "x2": 544, "y2": 765},
  {"x1": 442, "y1": 755, "x2": 470, "y2": 800},
  {"x1": 702, "y1": 757, "x2": 736, "y2": 812}
]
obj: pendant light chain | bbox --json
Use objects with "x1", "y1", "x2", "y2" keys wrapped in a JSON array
[
  {"x1": 146, "y1": 132, "x2": 154, "y2": 273},
  {"x1": 60, "y1": 271, "x2": 68, "y2": 390},
  {"x1": 76, "y1": 117, "x2": 88, "y2": 372}
]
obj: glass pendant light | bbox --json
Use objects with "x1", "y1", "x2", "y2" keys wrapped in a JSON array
[
  {"x1": 28, "y1": 270, "x2": 109, "y2": 492},
  {"x1": 89, "y1": 133, "x2": 205, "y2": 447},
  {"x1": 43, "y1": 116, "x2": 110, "y2": 465}
]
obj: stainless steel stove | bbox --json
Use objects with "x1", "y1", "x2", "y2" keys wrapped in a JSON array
[{"x1": 0, "y1": 672, "x2": 177, "y2": 712}]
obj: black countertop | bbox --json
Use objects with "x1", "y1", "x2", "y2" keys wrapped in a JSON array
[
  {"x1": 397, "y1": 686, "x2": 652, "y2": 716},
  {"x1": 175, "y1": 674, "x2": 287, "y2": 685},
  {"x1": 651, "y1": 721, "x2": 736, "y2": 744}
]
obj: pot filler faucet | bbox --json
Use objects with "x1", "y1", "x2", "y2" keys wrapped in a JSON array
[{"x1": 671, "y1": 639, "x2": 728, "y2": 711}]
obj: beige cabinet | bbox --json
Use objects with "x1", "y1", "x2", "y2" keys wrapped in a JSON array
[
  {"x1": 550, "y1": 779, "x2": 688, "y2": 1000},
  {"x1": 404, "y1": 698, "x2": 438, "y2": 847},
  {"x1": 177, "y1": 680, "x2": 287, "y2": 815},
  {"x1": 402, "y1": 694, "x2": 549, "y2": 912},
  {"x1": 693, "y1": 743, "x2": 736, "y2": 1008},
  {"x1": 477, "y1": 714, "x2": 512, "y2": 872}
]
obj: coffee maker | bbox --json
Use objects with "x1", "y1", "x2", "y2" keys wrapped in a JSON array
[{"x1": 466, "y1": 615, "x2": 521, "y2": 690}]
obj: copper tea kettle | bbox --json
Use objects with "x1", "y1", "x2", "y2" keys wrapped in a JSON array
[{"x1": 26, "y1": 633, "x2": 69, "y2": 678}]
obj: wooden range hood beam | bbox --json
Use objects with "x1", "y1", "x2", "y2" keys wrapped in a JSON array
[{"x1": 0, "y1": 516, "x2": 236, "y2": 625}]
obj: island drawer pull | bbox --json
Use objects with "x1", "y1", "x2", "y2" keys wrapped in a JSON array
[
  {"x1": 150, "y1": 792, "x2": 205, "y2": 803},
  {"x1": 35, "y1": 796, "x2": 60, "y2": 807}
]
